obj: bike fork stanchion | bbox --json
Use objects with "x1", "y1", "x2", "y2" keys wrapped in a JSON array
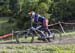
[
  {"x1": 30, "y1": 33, "x2": 34, "y2": 43},
  {"x1": 24, "y1": 30, "x2": 29, "y2": 38}
]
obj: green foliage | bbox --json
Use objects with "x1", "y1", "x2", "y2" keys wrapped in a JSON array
[
  {"x1": 49, "y1": 0, "x2": 75, "y2": 22},
  {"x1": 0, "y1": 17, "x2": 15, "y2": 35},
  {"x1": 0, "y1": 0, "x2": 11, "y2": 16},
  {"x1": 9, "y1": 0, "x2": 40, "y2": 29},
  {"x1": 37, "y1": 2, "x2": 48, "y2": 14},
  {"x1": 0, "y1": 0, "x2": 75, "y2": 29},
  {"x1": 0, "y1": 22, "x2": 15, "y2": 35}
]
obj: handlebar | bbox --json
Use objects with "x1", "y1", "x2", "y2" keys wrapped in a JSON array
[{"x1": 31, "y1": 25, "x2": 42, "y2": 30}]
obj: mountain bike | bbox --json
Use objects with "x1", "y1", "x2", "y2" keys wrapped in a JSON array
[{"x1": 15, "y1": 25, "x2": 62, "y2": 43}]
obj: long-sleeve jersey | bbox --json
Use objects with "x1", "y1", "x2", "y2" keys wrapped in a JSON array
[{"x1": 30, "y1": 11, "x2": 45, "y2": 23}]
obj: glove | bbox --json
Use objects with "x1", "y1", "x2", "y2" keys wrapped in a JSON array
[{"x1": 31, "y1": 27, "x2": 36, "y2": 30}]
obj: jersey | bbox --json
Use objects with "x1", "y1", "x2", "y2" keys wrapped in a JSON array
[
  {"x1": 29, "y1": 11, "x2": 45, "y2": 23},
  {"x1": 38, "y1": 16, "x2": 45, "y2": 23}
]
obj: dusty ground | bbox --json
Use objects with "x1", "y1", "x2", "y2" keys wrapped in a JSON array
[
  {"x1": 0, "y1": 35, "x2": 75, "y2": 45},
  {"x1": 0, "y1": 35, "x2": 75, "y2": 53}
]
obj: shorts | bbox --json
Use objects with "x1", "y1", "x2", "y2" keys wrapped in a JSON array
[{"x1": 42, "y1": 18, "x2": 48, "y2": 29}]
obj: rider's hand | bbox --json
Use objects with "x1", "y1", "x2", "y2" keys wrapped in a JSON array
[
  {"x1": 36, "y1": 26, "x2": 41, "y2": 30},
  {"x1": 31, "y1": 27, "x2": 36, "y2": 30}
]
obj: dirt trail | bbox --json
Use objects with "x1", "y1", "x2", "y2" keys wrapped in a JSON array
[
  {"x1": 0, "y1": 35, "x2": 75, "y2": 45},
  {"x1": 57, "y1": 35, "x2": 75, "y2": 44},
  {"x1": 0, "y1": 35, "x2": 75, "y2": 53}
]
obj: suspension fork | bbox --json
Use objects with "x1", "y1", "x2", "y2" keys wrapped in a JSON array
[{"x1": 25, "y1": 29, "x2": 31, "y2": 38}]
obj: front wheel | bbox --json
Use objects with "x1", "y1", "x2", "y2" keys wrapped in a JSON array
[{"x1": 15, "y1": 30, "x2": 34, "y2": 43}]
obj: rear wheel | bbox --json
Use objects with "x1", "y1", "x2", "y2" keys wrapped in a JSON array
[{"x1": 47, "y1": 29, "x2": 62, "y2": 42}]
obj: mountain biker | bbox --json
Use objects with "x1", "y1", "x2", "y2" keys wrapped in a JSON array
[{"x1": 28, "y1": 11, "x2": 51, "y2": 40}]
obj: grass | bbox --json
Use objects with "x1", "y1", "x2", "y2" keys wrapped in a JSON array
[
  {"x1": 0, "y1": 17, "x2": 14, "y2": 35},
  {"x1": 62, "y1": 31, "x2": 75, "y2": 37},
  {"x1": 0, "y1": 44, "x2": 75, "y2": 53},
  {"x1": 0, "y1": 20, "x2": 8, "y2": 24},
  {"x1": 0, "y1": 17, "x2": 9, "y2": 24}
]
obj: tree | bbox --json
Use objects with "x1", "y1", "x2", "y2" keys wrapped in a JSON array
[
  {"x1": 49, "y1": 0, "x2": 75, "y2": 22},
  {"x1": 0, "y1": 0, "x2": 11, "y2": 16},
  {"x1": 9, "y1": 0, "x2": 20, "y2": 16},
  {"x1": 9, "y1": 0, "x2": 39, "y2": 29},
  {"x1": 36, "y1": 2, "x2": 48, "y2": 15}
]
